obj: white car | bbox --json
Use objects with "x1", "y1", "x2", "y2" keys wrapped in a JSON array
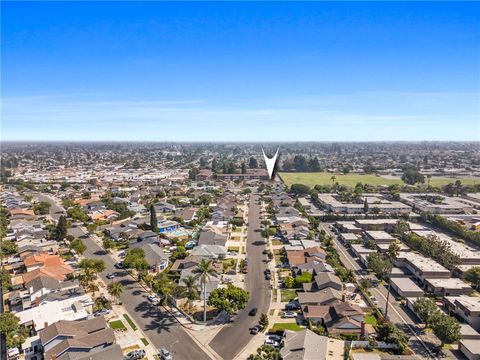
[
  {"x1": 147, "y1": 295, "x2": 159, "y2": 303},
  {"x1": 159, "y1": 348, "x2": 172, "y2": 360},
  {"x1": 283, "y1": 311, "x2": 297, "y2": 318},
  {"x1": 264, "y1": 338, "x2": 280, "y2": 348}
]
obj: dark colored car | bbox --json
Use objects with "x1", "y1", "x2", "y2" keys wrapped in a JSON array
[
  {"x1": 249, "y1": 308, "x2": 258, "y2": 316},
  {"x1": 250, "y1": 325, "x2": 261, "y2": 335}
]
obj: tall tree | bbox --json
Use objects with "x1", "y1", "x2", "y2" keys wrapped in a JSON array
[
  {"x1": 54, "y1": 215, "x2": 68, "y2": 241},
  {"x1": 193, "y1": 259, "x2": 218, "y2": 322},
  {"x1": 0, "y1": 312, "x2": 26, "y2": 349},
  {"x1": 69, "y1": 239, "x2": 87, "y2": 256},
  {"x1": 384, "y1": 241, "x2": 401, "y2": 319},
  {"x1": 455, "y1": 180, "x2": 463, "y2": 196},
  {"x1": 330, "y1": 175, "x2": 336, "y2": 185},
  {"x1": 413, "y1": 297, "x2": 439, "y2": 328},
  {"x1": 363, "y1": 198, "x2": 369, "y2": 213},
  {"x1": 431, "y1": 313, "x2": 460, "y2": 347},
  {"x1": 465, "y1": 267, "x2": 480, "y2": 290},
  {"x1": 150, "y1": 204, "x2": 158, "y2": 231},
  {"x1": 248, "y1": 157, "x2": 258, "y2": 169},
  {"x1": 178, "y1": 275, "x2": 200, "y2": 313},
  {"x1": 241, "y1": 162, "x2": 247, "y2": 174},
  {"x1": 108, "y1": 281, "x2": 124, "y2": 305}
]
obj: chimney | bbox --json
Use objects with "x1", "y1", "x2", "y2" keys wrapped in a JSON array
[
  {"x1": 44, "y1": 321, "x2": 48, "y2": 329},
  {"x1": 52, "y1": 354, "x2": 57, "y2": 360},
  {"x1": 342, "y1": 293, "x2": 346, "y2": 302},
  {"x1": 360, "y1": 321, "x2": 366, "y2": 340}
]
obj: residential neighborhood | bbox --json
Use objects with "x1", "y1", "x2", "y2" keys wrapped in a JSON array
[{"x1": 1, "y1": 142, "x2": 480, "y2": 360}]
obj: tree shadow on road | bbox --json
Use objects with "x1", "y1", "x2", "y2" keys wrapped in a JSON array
[{"x1": 134, "y1": 301, "x2": 177, "y2": 334}]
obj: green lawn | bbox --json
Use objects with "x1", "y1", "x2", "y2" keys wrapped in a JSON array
[
  {"x1": 279, "y1": 172, "x2": 478, "y2": 188},
  {"x1": 140, "y1": 338, "x2": 149, "y2": 346},
  {"x1": 109, "y1": 320, "x2": 127, "y2": 331},
  {"x1": 123, "y1": 314, "x2": 138, "y2": 331},
  {"x1": 270, "y1": 322, "x2": 304, "y2": 332},
  {"x1": 364, "y1": 314, "x2": 377, "y2": 326},
  {"x1": 281, "y1": 289, "x2": 297, "y2": 302}
]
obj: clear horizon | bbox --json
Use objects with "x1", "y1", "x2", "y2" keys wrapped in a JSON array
[{"x1": 2, "y1": 1, "x2": 479, "y2": 142}]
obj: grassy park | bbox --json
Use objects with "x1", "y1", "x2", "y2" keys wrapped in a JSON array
[{"x1": 279, "y1": 172, "x2": 478, "y2": 188}]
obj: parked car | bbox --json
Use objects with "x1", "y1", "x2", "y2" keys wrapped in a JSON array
[
  {"x1": 106, "y1": 272, "x2": 115, "y2": 279},
  {"x1": 250, "y1": 325, "x2": 261, "y2": 335},
  {"x1": 114, "y1": 262, "x2": 124, "y2": 269},
  {"x1": 94, "y1": 309, "x2": 112, "y2": 317},
  {"x1": 285, "y1": 302, "x2": 300, "y2": 311},
  {"x1": 147, "y1": 295, "x2": 159, "y2": 303},
  {"x1": 371, "y1": 296, "x2": 379, "y2": 305},
  {"x1": 242, "y1": 267, "x2": 248, "y2": 274},
  {"x1": 249, "y1": 307, "x2": 258, "y2": 316},
  {"x1": 125, "y1": 349, "x2": 146, "y2": 360},
  {"x1": 265, "y1": 273, "x2": 271, "y2": 281},
  {"x1": 159, "y1": 348, "x2": 172, "y2": 360},
  {"x1": 283, "y1": 311, "x2": 297, "y2": 318},
  {"x1": 264, "y1": 338, "x2": 280, "y2": 347},
  {"x1": 266, "y1": 334, "x2": 283, "y2": 342},
  {"x1": 264, "y1": 269, "x2": 271, "y2": 275}
]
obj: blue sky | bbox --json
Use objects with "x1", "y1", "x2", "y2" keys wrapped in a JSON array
[{"x1": 2, "y1": 1, "x2": 479, "y2": 141}]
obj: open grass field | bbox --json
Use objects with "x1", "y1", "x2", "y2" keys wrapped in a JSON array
[{"x1": 279, "y1": 172, "x2": 478, "y2": 188}]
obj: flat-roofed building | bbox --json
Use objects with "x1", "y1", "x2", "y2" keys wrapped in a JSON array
[
  {"x1": 395, "y1": 252, "x2": 451, "y2": 282},
  {"x1": 364, "y1": 230, "x2": 396, "y2": 244},
  {"x1": 340, "y1": 233, "x2": 360, "y2": 243},
  {"x1": 400, "y1": 193, "x2": 473, "y2": 214},
  {"x1": 354, "y1": 219, "x2": 399, "y2": 231},
  {"x1": 425, "y1": 278, "x2": 473, "y2": 297},
  {"x1": 336, "y1": 221, "x2": 363, "y2": 234},
  {"x1": 445, "y1": 296, "x2": 480, "y2": 331},
  {"x1": 318, "y1": 194, "x2": 410, "y2": 215},
  {"x1": 460, "y1": 339, "x2": 480, "y2": 360},
  {"x1": 413, "y1": 230, "x2": 480, "y2": 265},
  {"x1": 390, "y1": 277, "x2": 424, "y2": 298}
]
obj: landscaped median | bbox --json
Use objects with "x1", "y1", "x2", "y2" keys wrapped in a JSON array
[{"x1": 123, "y1": 313, "x2": 138, "y2": 331}]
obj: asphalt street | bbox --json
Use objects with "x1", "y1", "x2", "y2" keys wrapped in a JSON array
[
  {"x1": 32, "y1": 192, "x2": 67, "y2": 221},
  {"x1": 319, "y1": 223, "x2": 439, "y2": 359},
  {"x1": 80, "y1": 228, "x2": 211, "y2": 360},
  {"x1": 209, "y1": 193, "x2": 272, "y2": 360}
]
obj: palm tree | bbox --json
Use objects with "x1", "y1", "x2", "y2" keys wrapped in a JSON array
[
  {"x1": 108, "y1": 281, "x2": 123, "y2": 305},
  {"x1": 384, "y1": 241, "x2": 401, "y2": 319},
  {"x1": 426, "y1": 174, "x2": 432, "y2": 189},
  {"x1": 193, "y1": 259, "x2": 218, "y2": 322},
  {"x1": 152, "y1": 272, "x2": 175, "y2": 304},
  {"x1": 178, "y1": 275, "x2": 200, "y2": 313}
]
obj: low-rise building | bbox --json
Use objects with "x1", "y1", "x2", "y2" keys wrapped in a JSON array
[
  {"x1": 395, "y1": 252, "x2": 450, "y2": 282},
  {"x1": 390, "y1": 277, "x2": 424, "y2": 298},
  {"x1": 425, "y1": 278, "x2": 473, "y2": 297},
  {"x1": 280, "y1": 329, "x2": 345, "y2": 360},
  {"x1": 445, "y1": 296, "x2": 480, "y2": 330}
]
